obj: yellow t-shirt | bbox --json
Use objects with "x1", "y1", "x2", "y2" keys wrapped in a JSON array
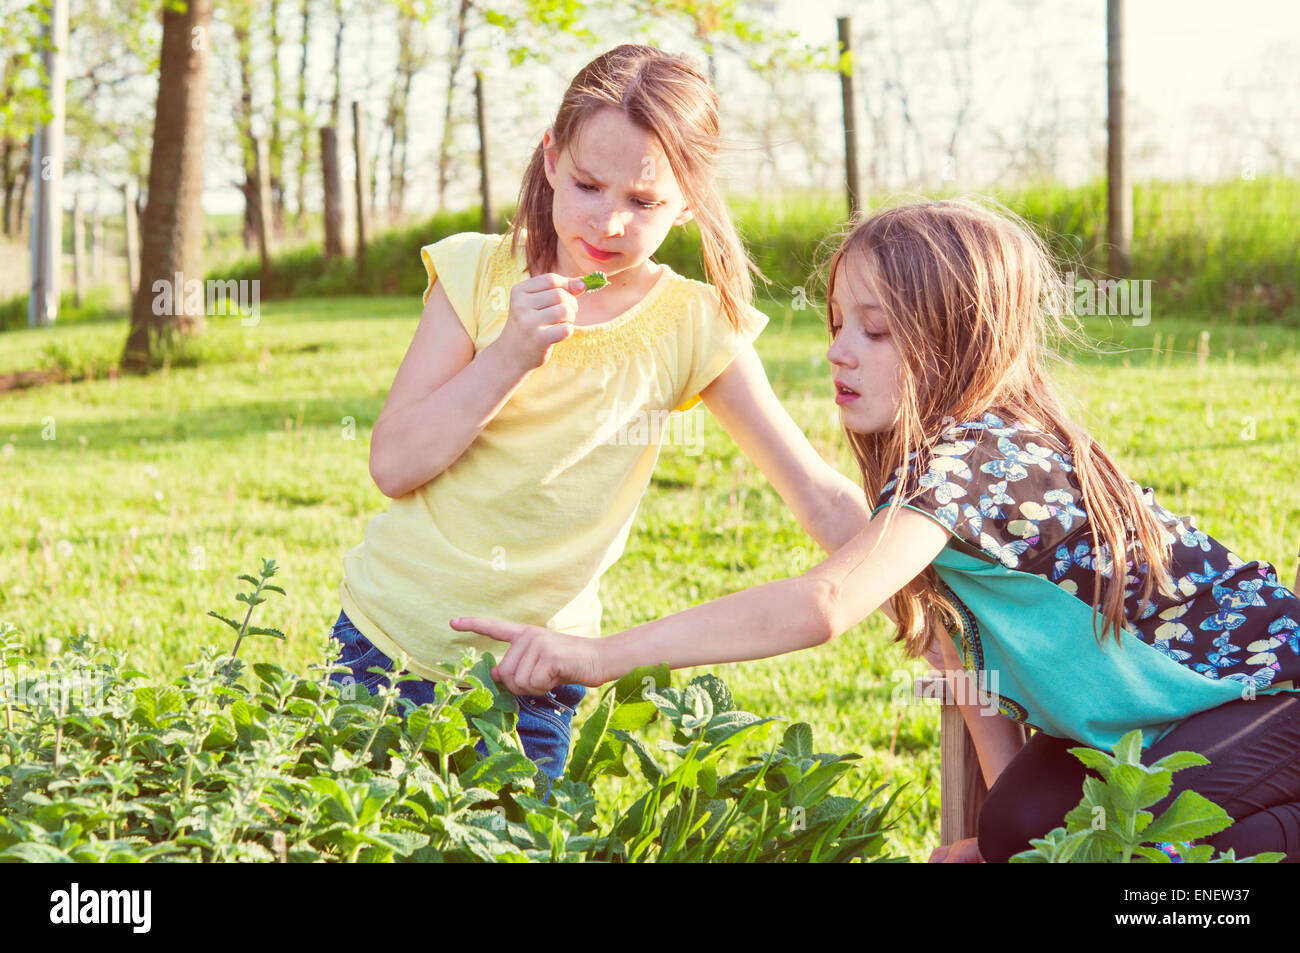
[{"x1": 337, "y1": 230, "x2": 769, "y2": 681}]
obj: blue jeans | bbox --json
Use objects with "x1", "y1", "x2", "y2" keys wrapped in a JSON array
[{"x1": 327, "y1": 610, "x2": 585, "y2": 787}]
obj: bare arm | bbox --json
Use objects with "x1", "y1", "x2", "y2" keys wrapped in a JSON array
[
  {"x1": 699, "y1": 345, "x2": 871, "y2": 554},
  {"x1": 935, "y1": 621, "x2": 1026, "y2": 788},
  {"x1": 370, "y1": 273, "x2": 586, "y2": 498},
  {"x1": 453, "y1": 506, "x2": 951, "y2": 693}
]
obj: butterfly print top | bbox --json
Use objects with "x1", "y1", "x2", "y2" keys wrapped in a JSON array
[{"x1": 873, "y1": 411, "x2": 1300, "y2": 750}]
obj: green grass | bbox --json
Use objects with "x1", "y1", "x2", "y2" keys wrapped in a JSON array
[
  {"x1": 0, "y1": 294, "x2": 1297, "y2": 861},
  {"x1": 9, "y1": 177, "x2": 1295, "y2": 333}
]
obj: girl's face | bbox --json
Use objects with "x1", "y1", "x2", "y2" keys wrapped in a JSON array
[
  {"x1": 542, "y1": 107, "x2": 693, "y2": 285},
  {"x1": 827, "y1": 253, "x2": 905, "y2": 435}
]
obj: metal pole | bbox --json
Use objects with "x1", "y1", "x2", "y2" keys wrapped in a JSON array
[{"x1": 28, "y1": 0, "x2": 68, "y2": 327}]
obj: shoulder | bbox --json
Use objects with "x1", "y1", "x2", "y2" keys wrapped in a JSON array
[
  {"x1": 662, "y1": 266, "x2": 769, "y2": 336},
  {"x1": 877, "y1": 411, "x2": 1083, "y2": 566}
]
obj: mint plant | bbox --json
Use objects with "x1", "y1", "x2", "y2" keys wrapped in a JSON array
[
  {"x1": 0, "y1": 558, "x2": 902, "y2": 863},
  {"x1": 1010, "y1": 728, "x2": 1285, "y2": 863},
  {"x1": 581, "y1": 271, "x2": 608, "y2": 291}
]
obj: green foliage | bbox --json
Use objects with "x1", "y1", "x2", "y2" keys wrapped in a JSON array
[
  {"x1": 1010, "y1": 729, "x2": 1286, "y2": 864},
  {"x1": 581, "y1": 271, "x2": 608, "y2": 291},
  {"x1": 0, "y1": 562, "x2": 901, "y2": 863}
]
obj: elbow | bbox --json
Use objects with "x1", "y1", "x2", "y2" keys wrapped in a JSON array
[
  {"x1": 368, "y1": 443, "x2": 400, "y2": 499},
  {"x1": 801, "y1": 576, "x2": 841, "y2": 648}
]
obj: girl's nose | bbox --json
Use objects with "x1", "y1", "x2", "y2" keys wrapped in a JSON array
[
  {"x1": 592, "y1": 201, "x2": 627, "y2": 237},
  {"x1": 827, "y1": 336, "x2": 854, "y2": 368}
]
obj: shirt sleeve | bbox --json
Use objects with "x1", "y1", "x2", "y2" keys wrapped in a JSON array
[
  {"x1": 872, "y1": 412, "x2": 1083, "y2": 571},
  {"x1": 419, "y1": 232, "x2": 491, "y2": 343},
  {"x1": 672, "y1": 298, "x2": 771, "y2": 413}
]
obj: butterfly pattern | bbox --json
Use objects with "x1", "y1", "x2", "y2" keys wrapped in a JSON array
[{"x1": 877, "y1": 410, "x2": 1300, "y2": 691}]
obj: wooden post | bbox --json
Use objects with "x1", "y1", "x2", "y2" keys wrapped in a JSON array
[
  {"x1": 837, "y1": 16, "x2": 862, "y2": 218},
  {"x1": 320, "y1": 125, "x2": 343, "y2": 259},
  {"x1": 352, "y1": 100, "x2": 370, "y2": 270},
  {"x1": 123, "y1": 179, "x2": 140, "y2": 304},
  {"x1": 28, "y1": 0, "x2": 69, "y2": 328},
  {"x1": 914, "y1": 671, "x2": 1030, "y2": 849},
  {"x1": 475, "y1": 71, "x2": 492, "y2": 233},
  {"x1": 1107, "y1": 0, "x2": 1132, "y2": 276},
  {"x1": 255, "y1": 135, "x2": 272, "y2": 275}
]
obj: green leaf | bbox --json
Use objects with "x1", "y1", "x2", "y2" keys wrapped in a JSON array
[
  {"x1": 611, "y1": 730, "x2": 665, "y2": 784},
  {"x1": 688, "y1": 673, "x2": 735, "y2": 712},
  {"x1": 1148, "y1": 750, "x2": 1210, "y2": 774},
  {"x1": 568, "y1": 686, "x2": 616, "y2": 784},
  {"x1": 1130, "y1": 845, "x2": 1173, "y2": 863},
  {"x1": 782, "y1": 723, "x2": 814, "y2": 760},
  {"x1": 1142, "y1": 790, "x2": 1234, "y2": 844},
  {"x1": 206, "y1": 610, "x2": 241, "y2": 633},
  {"x1": 1108, "y1": 763, "x2": 1173, "y2": 816},
  {"x1": 582, "y1": 271, "x2": 608, "y2": 290},
  {"x1": 613, "y1": 663, "x2": 669, "y2": 704},
  {"x1": 407, "y1": 706, "x2": 470, "y2": 756},
  {"x1": 1067, "y1": 745, "x2": 1116, "y2": 779},
  {"x1": 459, "y1": 750, "x2": 536, "y2": 791},
  {"x1": 0, "y1": 842, "x2": 75, "y2": 862},
  {"x1": 1113, "y1": 729, "x2": 1144, "y2": 765},
  {"x1": 607, "y1": 699, "x2": 659, "y2": 732},
  {"x1": 245, "y1": 626, "x2": 286, "y2": 641}
]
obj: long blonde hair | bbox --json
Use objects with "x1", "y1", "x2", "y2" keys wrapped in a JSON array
[
  {"x1": 511, "y1": 43, "x2": 760, "y2": 332},
  {"x1": 826, "y1": 197, "x2": 1174, "y2": 657}
]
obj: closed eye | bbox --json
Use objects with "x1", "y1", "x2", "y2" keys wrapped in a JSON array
[{"x1": 575, "y1": 180, "x2": 659, "y2": 209}]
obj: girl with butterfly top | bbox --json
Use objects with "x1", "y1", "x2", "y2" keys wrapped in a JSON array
[{"x1": 453, "y1": 198, "x2": 1300, "y2": 862}]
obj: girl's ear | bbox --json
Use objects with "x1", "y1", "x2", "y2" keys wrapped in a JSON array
[
  {"x1": 674, "y1": 206, "x2": 693, "y2": 227},
  {"x1": 542, "y1": 127, "x2": 559, "y2": 187}
]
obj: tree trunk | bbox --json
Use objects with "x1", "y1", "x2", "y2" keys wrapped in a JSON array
[
  {"x1": 475, "y1": 71, "x2": 491, "y2": 232},
  {"x1": 72, "y1": 191, "x2": 85, "y2": 307},
  {"x1": 294, "y1": 0, "x2": 311, "y2": 233},
  {"x1": 1, "y1": 136, "x2": 15, "y2": 237},
  {"x1": 268, "y1": 0, "x2": 285, "y2": 236},
  {"x1": 352, "y1": 101, "x2": 370, "y2": 272},
  {"x1": 320, "y1": 125, "x2": 343, "y2": 259},
  {"x1": 837, "y1": 17, "x2": 861, "y2": 216},
  {"x1": 437, "y1": 0, "x2": 470, "y2": 211},
  {"x1": 123, "y1": 178, "x2": 139, "y2": 305},
  {"x1": 255, "y1": 136, "x2": 272, "y2": 276},
  {"x1": 121, "y1": 0, "x2": 213, "y2": 374},
  {"x1": 235, "y1": 19, "x2": 257, "y2": 250},
  {"x1": 331, "y1": 0, "x2": 344, "y2": 126}
]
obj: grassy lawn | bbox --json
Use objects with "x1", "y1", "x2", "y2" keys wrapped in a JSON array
[{"x1": 0, "y1": 294, "x2": 1296, "y2": 861}]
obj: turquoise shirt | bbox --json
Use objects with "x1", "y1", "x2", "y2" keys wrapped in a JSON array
[{"x1": 875, "y1": 412, "x2": 1300, "y2": 752}]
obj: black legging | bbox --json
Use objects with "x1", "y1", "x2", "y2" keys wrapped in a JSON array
[{"x1": 978, "y1": 691, "x2": 1300, "y2": 862}]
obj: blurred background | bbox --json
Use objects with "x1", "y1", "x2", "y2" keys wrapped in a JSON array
[{"x1": 1, "y1": 0, "x2": 1297, "y2": 863}]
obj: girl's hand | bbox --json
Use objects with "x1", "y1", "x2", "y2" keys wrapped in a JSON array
[
  {"x1": 448, "y1": 616, "x2": 604, "y2": 695},
  {"x1": 495, "y1": 274, "x2": 589, "y2": 374},
  {"x1": 928, "y1": 837, "x2": 984, "y2": 863}
]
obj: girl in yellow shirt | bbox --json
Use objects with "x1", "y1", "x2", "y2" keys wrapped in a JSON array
[{"x1": 331, "y1": 44, "x2": 871, "y2": 784}]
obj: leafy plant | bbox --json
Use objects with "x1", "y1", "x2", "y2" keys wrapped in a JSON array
[
  {"x1": 1010, "y1": 729, "x2": 1285, "y2": 863},
  {"x1": 0, "y1": 558, "x2": 902, "y2": 863}
]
